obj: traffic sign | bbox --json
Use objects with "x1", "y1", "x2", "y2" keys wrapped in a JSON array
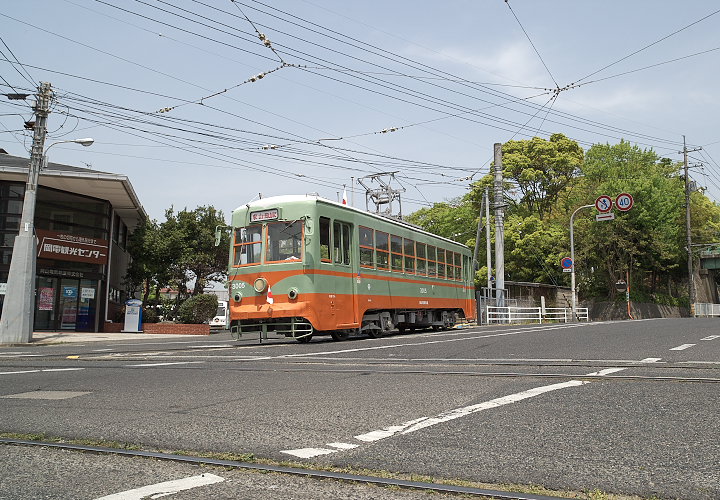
[
  {"x1": 596, "y1": 212, "x2": 615, "y2": 221},
  {"x1": 615, "y1": 193, "x2": 634, "y2": 211},
  {"x1": 595, "y1": 195, "x2": 612, "y2": 213},
  {"x1": 561, "y1": 257, "x2": 573, "y2": 269}
]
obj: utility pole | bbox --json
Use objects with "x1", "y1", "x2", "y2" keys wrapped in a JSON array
[
  {"x1": 493, "y1": 143, "x2": 505, "y2": 307},
  {"x1": 0, "y1": 82, "x2": 52, "y2": 344},
  {"x1": 681, "y1": 135, "x2": 702, "y2": 314},
  {"x1": 485, "y1": 187, "x2": 492, "y2": 293}
]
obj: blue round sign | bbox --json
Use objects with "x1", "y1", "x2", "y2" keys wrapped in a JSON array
[{"x1": 561, "y1": 257, "x2": 573, "y2": 269}]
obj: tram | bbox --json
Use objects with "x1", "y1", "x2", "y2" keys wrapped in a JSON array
[{"x1": 225, "y1": 195, "x2": 475, "y2": 341}]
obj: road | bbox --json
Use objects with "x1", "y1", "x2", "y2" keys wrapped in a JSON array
[{"x1": 0, "y1": 318, "x2": 718, "y2": 499}]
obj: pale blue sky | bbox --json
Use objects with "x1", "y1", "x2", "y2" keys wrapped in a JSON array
[{"x1": 1, "y1": 1, "x2": 719, "y2": 220}]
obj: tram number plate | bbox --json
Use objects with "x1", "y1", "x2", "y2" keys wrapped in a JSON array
[{"x1": 419, "y1": 300, "x2": 429, "y2": 305}]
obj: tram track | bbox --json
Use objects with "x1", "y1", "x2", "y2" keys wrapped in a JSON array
[{"x1": 0, "y1": 438, "x2": 569, "y2": 499}]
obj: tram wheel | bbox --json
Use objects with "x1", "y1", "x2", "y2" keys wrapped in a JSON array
[
  {"x1": 296, "y1": 334, "x2": 313, "y2": 343},
  {"x1": 331, "y1": 331, "x2": 350, "y2": 341},
  {"x1": 366, "y1": 329, "x2": 383, "y2": 339}
]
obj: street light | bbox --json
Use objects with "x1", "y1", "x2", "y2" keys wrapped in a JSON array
[
  {"x1": 570, "y1": 204, "x2": 593, "y2": 322},
  {"x1": 0, "y1": 138, "x2": 94, "y2": 344}
]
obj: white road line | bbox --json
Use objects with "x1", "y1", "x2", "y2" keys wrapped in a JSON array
[
  {"x1": 700, "y1": 335, "x2": 720, "y2": 341},
  {"x1": 188, "y1": 344, "x2": 233, "y2": 348},
  {"x1": 326, "y1": 442, "x2": 359, "y2": 450},
  {"x1": 41, "y1": 368, "x2": 85, "y2": 372},
  {"x1": 282, "y1": 366, "x2": 627, "y2": 459},
  {"x1": 639, "y1": 357, "x2": 662, "y2": 363},
  {"x1": 281, "y1": 447, "x2": 337, "y2": 458},
  {"x1": 126, "y1": 361, "x2": 206, "y2": 367},
  {"x1": 93, "y1": 349, "x2": 113, "y2": 352},
  {"x1": 670, "y1": 344, "x2": 696, "y2": 351},
  {"x1": 94, "y1": 473, "x2": 224, "y2": 500},
  {"x1": 0, "y1": 370, "x2": 40, "y2": 375}
]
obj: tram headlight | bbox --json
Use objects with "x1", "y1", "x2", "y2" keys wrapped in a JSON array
[
  {"x1": 233, "y1": 293, "x2": 242, "y2": 303},
  {"x1": 253, "y1": 277, "x2": 268, "y2": 293},
  {"x1": 288, "y1": 288, "x2": 299, "y2": 300}
]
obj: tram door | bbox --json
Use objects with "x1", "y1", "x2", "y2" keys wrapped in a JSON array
[{"x1": 332, "y1": 220, "x2": 358, "y2": 326}]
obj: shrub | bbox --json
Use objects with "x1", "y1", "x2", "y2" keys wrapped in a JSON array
[
  {"x1": 142, "y1": 307, "x2": 159, "y2": 324},
  {"x1": 177, "y1": 294, "x2": 218, "y2": 324}
]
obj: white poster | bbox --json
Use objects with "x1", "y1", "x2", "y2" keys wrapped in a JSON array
[{"x1": 81, "y1": 287, "x2": 95, "y2": 299}]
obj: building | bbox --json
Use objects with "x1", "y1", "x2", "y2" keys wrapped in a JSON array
[{"x1": 0, "y1": 152, "x2": 145, "y2": 332}]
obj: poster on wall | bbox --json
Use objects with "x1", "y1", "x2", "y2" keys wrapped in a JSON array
[
  {"x1": 38, "y1": 287, "x2": 54, "y2": 310},
  {"x1": 81, "y1": 287, "x2": 95, "y2": 299}
]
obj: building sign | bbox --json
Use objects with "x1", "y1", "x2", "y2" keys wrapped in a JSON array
[
  {"x1": 250, "y1": 208, "x2": 279, "y2": 223},
  {"x1": 36, "y1": 230, "x2": 109, "y2": 265}
]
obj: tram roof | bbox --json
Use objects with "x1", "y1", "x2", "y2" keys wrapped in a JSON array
[{"x1": 235, "y1": 194, "x2": 469, "y2": 250}]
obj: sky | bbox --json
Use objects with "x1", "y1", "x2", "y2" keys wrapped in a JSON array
[{"x1": 1, "y1": 0, "x2": 719, "y2": 222}]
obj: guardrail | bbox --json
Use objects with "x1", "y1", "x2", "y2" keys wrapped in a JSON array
[
  {"x1": 486, "y1": 306, "x2": 589, "y2": 324},
  {"x1": 694, "y1": 302, "x2": 720, "y2": 317}
]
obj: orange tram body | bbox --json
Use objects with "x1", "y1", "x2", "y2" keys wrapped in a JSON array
[{"x1": 226, "y1": 195, "x2": 476, "y2": 341}]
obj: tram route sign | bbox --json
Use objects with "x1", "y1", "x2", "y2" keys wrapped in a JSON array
[{"x1": 595, "y1": 195, "x2": 613, "y2": 213}]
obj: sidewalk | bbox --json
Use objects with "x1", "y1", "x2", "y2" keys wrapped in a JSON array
[{"x1": 29, "y1": 331, "x2": 211, "y2": 345}]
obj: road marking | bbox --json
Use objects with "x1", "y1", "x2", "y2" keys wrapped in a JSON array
[
  {"x1": 700, "y1": 335, "x2": 720, "y2": 341},
  {"x1": 41, "y1": 368, "x2": 84, "y2": 372},
  {"x1": 326, "y1": 442, "x2": 359, "y2": 450},
  {"x1": 670, "y1": 344, "x2": 696, "y2": 351},
  {"x1": 0, "y1": 353, "x2": 44, "y2": 357},
  {"x1": 126, "y1": 361, "x2": 206, "y2": 367},
  {"x1": 0, "y1": 370, "x2": 40, "y2": 375},
  {"x1": 639, "y1": 358, "x2": 662, "y2": 363},
  {"x1": 94, "y1": 473, "x2": 224, "y2": 499},
  {"x1": 93, "y1": 348, "x2": 113, "y2": 352},
  {"x1": 188, "y1": 344, "x2": 233, "y2": 348},
  {"x1": 281, "y1": 366, "x2": 626, "y2": 459},
  {"x1": 1, "y1": 391, "x2": 90, "y2": 400}
]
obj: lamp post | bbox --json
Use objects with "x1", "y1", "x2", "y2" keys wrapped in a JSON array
[
  {"x1": 570, "y1": 204, "x2": 593, "y2": 322},
  {"x1": 0, "y1": 136, "x2": 93, "y2": 344}
]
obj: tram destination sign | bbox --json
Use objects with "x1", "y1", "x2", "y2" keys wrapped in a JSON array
[
  {"x1": 250, "y1": 208, "x2": 279, "y2": 223},
  {"x1": 36, "y1": 229, "x2": 109, "y2": 265}
]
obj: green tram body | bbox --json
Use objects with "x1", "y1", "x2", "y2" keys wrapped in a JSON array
[{"x1": 227, "y1": 195, "x2": 476, "y2": 341}]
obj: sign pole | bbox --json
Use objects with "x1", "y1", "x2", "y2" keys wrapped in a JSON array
[{"x1": 569, "y1": 204, "x2": 593, "y2": 322}]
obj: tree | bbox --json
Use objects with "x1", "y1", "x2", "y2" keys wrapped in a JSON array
[
  {"x1": 404, "y1": 195, "x2": 477, "y2": 245},
  {"x1": 501, "y1": 133, "x2": 584, "y2": 219}
]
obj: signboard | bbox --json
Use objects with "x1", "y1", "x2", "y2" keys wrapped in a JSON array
[
  {"x1": 123, "y1": 298, "x2": 143, "y2": 333},
  {"x1": 250, "y1": 208, "x2": 279, "y2": 223},
  {"x1": 62, "y1": 286, "x2": 78, "y2": 298},
  {"x1": 596, "y1": 212, "x2": 615, "y2": 221},
  {"x1": 38, "y1": 287, "x2": 54, "y2": 310},
  {"x1": 595, "y1": 195, "x2": 613, "y2": 213},
  {"x1": 0, "y1": 283, "x2": 6, "y2": 295},
  {"x1": 36, "y1": 230, "x2": 109, "y2": 265},
  {"x1": 81, "y1": 287, "x2": 96, "y2": 299},
  {"x1": 615, "y1": 193, "x2": 634, "y2": 211},
  {"x1": 561, "y1": 257, "x2": 573, "y2": 269}
]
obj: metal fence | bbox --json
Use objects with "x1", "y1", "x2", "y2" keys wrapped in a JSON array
[
  {"x1": 694, "y1": 303, "x2": 720, "y2": 317},
  {"x1": 486, "y1": 306, "x2": 589, "y2": 324}
]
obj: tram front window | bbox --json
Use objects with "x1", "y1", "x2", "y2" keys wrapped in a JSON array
[
  {"x1": 234, "y1": 226, "x2": 262, "y2": 266},
  {"x1": 267, "y1": 221, "x2": 303, "y2": 262}
]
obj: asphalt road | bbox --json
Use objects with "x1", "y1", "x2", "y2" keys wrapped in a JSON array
[{"x1": 1, "y1": 318, "x2": 718, "y2": 499}]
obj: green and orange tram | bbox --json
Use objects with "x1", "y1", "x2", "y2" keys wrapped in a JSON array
[{"x1": 226, "y1": 195, "x2": 476, "y2": 341}]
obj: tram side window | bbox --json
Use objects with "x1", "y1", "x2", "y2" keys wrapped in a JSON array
[
  {"x1": 359, "y1": 226, "x2": 374, "y2": 268},
  {"x1": 416, "y1": 243, "x2": 427, "y2": 275},
  {"x1": 404, "y1": 238, "x2": 415, "y2": 274},
  {"x1": 319, "y1": 217, "x2": 331, "y2": 262},
  {"x1": 427, "y1": 245, "x2": 437, "y2": 277},
  {"x1": 455, "y1": 252, "x2": 462, "y2": 280},
  {"x1": 376, "y1": 231, "x2": 389, "y2": 270},
  {"x1": 234, "y1": 226, "x2": 262, "y2": 266},
  {"x1": 266, "y1": 221, "x2": 303, "y2": 262},
  {"x1": 437, "y1": 248, "x2": 446, "y2": 279},
  {"x1": 390, "y1": 234, "x2": 403, "y2": 272},
  {"x1": 333, "y1": 221, "x2": 352, "y2": 265}
]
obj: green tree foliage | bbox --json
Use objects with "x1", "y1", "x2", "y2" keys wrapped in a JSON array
[
  {"x1": 177, "y1": 294, "x2": 218, "y2": 324},
  {"x1": 405, "y1": 195, "x2": 477, "y2": 245},
  {"x1": 124, "y1": 206, "x2": 230, "y2": 307},
  {"x1": 501, "y1": 133, "x2": 583, "y2": 219}
]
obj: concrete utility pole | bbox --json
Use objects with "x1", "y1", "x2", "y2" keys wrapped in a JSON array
[
  {"x1": 0, "y1": 82, "x2": 52, "y2": 344},
  {"x1": 682, "y1": 136, "x2": 702, "y2": 313},
  {"x1": 493, "y1": 143, "x2": 505, "y2": 306},
  {"x1": 485, "y1": 187, "x2": 492, "y2": 293}
]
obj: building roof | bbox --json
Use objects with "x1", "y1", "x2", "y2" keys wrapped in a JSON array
[{"x1": 0, "y1": 153, "x2": 146, "y2": 229}]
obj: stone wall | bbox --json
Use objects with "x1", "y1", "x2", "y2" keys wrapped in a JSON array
[
  {"x1": 103, "y1": 322, "x2": 210, "y2": 335},
  {"x1": 588, "y1": 301, "x2": 689, "y2": 321}
]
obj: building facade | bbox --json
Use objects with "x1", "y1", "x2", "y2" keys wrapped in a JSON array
[{"x1": 0, "y1": 152, "x2": 144, "y2": 332}]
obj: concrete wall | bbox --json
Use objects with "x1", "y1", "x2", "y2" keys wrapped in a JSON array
[{"x1": 588, "y1": 301, "x2": 689, "y2": 321}]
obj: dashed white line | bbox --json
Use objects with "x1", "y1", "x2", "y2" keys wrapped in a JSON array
[
  {"x1": 281, "y1": 366, "x2": 627, "y2": 459},
  {"x1": 94, "y1": 473, "x2": 224, "y2": 499},
  {"x1": 670, "y1": 344, "x2": 696, "y2": 351},
  {"x1": 0, "y1": 368, "x2": 85, "y2": 375},
  {"x1": 41, "y1": 368, "x2": 84, "y2": 372},
  {"x1": 700, "y1": 335, "x2": 720, "y2": 341},
  {"x1": 126, "y1": 361, "x2": 206, "y2": 367},
  {"x1": 0, "y1": 370, "x2": 40, "y2": 375},
  {"x1": 639, "y1": 357, "x2": 662, "y2": 363}
]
